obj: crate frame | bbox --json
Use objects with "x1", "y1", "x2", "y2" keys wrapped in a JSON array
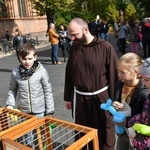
[
  {"x1": 2, "y1": 116, "x2": 99, "y2": 150},
  {"x1": 0, "y1": 107, "x2": 38, "y2": 139}
]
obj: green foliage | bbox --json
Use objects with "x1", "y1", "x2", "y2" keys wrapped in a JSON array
[
  {"x1": 30, "y1": 0, "x2": 72, "y2": 28},
  {"x1": 132, "y1": 0, "x2": 150, "y2": 17},
  {"x1": 29, "y1": 0, "x2": 149, "y2": 30},
  {"x1": 106, "y1": 4, "x2": 119, "y2": 24},
  {"x1": 125, "y1": 3, "x2": 136, "y2": 20},
  {"x1": 116, "y1": 2, "x2": 127, "y2": 12},
  {"x1": 30, "y1": 0, "x2": 61, "y2": 16}
]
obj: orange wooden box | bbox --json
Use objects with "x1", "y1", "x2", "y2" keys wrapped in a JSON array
[
  {"x1": 2, "y1": 116, "x2": 99, "y2": 150},
  {"x1": 0, "y1": 107, "x2": 38, "y2": 139}
]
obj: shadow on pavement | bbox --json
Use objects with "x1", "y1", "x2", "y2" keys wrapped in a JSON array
[
  {"x1": 37, "y1": 47, "x2": 69, "y2": 65},
  {"x1": 0, "y1": 69, "x2": 12, "y2": 72}
]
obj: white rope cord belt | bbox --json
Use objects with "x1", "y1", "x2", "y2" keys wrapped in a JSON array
[
  {"x1": 75, "y1": 85, "x2": 109, "y2": 96},
  {"x1": 73, "y1": 85, "x2": 109, "y2": 121}
]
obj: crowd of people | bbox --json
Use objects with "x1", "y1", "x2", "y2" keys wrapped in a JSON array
[
  {"x1": 3, "y1": 16, "x2": 150, "y2": 150},
  {"x1": 88, "y1": 18, "x2": 109, "y2": 41},
  {"x1": 4, "y1": 25, "x2": 71, "y2": 64},
  {"x1": 63, "y1": 17, "x2": 150, "y2": 150},
  {"x1": 113, "y1": 17, "x2": 150, "y2": 58},
  {"x1": 88, "y1": 17, "x2": 150, "y2": 59}
]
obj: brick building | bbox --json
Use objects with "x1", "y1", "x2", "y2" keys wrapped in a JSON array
[{"x1": 0, "y1": 0, "x2": 47, "y2": 38}]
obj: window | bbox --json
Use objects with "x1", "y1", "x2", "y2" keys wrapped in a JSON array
[
  {"x1": 18, "y1": 0, "x2": 27, "y2": 17},
  {"x1": 0, "y1": 1, "x2": 14, "y2": 18}
]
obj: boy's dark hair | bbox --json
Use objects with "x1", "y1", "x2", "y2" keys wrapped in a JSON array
[{"x1": 19, "y1": 43, "x2": 37, "y2": 59}]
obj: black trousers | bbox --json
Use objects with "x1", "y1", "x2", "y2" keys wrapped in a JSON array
[
  {"x1": 119, "y1": 38, "x2": 126, "y2": 54},
  {"x1": 60, "y1": 43, "x2": 67, "y2": 62},
  {"x1": 142, "y1": 42, "x2": 150, "y2": 58}
]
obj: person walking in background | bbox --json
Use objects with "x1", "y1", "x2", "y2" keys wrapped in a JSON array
[
  {"x1": 48, "y1": 23, "x2": 62, "y2": 65},
  {"x1": 112, "y1": 53, "x2": 148, "y2": 150},
  {"x1": 13, "y1": 29, "x2": 25, "y2": 61},
  {"x1": 114, "y1": 20, "x2": 119, "y2": 38},
  {"x1": 118, "y1": 21, "x2": 129, "y2": 55},
  {"x1": 59, "y1": 25, "x2": 68, "y2": 62},
  {"x1": 64, "y1": 17, "x2": 118, "y2": 150},
  {"x1": 101, "y1": 19, "x2": 109, "y2": 41},
  {"x1": 88, "y1": 20, "x2": 96, "y2": 35},
  {"x1": 5, "y1": 30, "x2": 10, "y2": 41},
  {"x1": 128, "y1": 57, "x2": 150, "y2": 149},
  {"x1": 141, "y1": 17, "x2": 150, "y2": 58},
  {"x1": 96, "y1": 18, "x2": 103, "y2": 38},
  {"x1": 138, "y1": 24, "x2": 143, "y2": 50},
  {"x1": 128, "y1": 19, "x2": 140, "y2": 53}
]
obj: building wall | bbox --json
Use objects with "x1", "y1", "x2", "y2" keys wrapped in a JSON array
[
  {"x1": 0, "y1": 17, "x2": 47, "y2": 38},
  {"x1": 0, "y1": 0, "x2": 48, "y2": 38}
]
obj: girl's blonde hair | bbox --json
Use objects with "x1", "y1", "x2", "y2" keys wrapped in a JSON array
[{"x1": 118, "y1": 52, "x2": 143, "y2": 74}]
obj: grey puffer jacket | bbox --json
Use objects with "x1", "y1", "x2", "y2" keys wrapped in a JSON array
[{"x1": 6, "y1": 62, "x2": 54, "y2": 115}]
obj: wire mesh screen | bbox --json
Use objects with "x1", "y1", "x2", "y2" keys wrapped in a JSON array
[
  {"x1": 0, "y1": 108, "x2": 38, "y2": 137},
  {"x1": 2, "y1": 116, "x2": 99, "y2": 150}
]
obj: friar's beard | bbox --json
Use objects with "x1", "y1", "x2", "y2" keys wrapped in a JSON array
[{"x1": 73, "y1": 34, "x2": 86, "y2": 49}]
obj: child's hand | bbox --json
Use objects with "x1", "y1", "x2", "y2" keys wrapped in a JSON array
[
  {"x1": 7, "y1": 106, "x2": 13, "y2": 109},
  {"x1": 112, "y1": 101, "x2": 124, "y2": 110},
  {"x1": 49, "y1": 114, "x2": 54, "y2": 118},
  {"x1": 116, "y1": 119, "x2": 126, "y2": 127}
]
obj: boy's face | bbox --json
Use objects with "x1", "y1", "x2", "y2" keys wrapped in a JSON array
[
  {"x1": 19, "y1": 51, "x2": 37, "y2": 69},
  {"x1": 141, "y1": 75, "x2": 150, "y2": 92}
]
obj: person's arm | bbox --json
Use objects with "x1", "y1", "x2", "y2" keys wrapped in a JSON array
[
  {"x1": 128, "y1": 96, "x2": 150, "y2": 127},
  {"x1": 64, "y1": 54, "x2": 74, "y2": 110},
  {"x1": 59, "y1": 31, "x2": 64, "y2": 38},
  {"x1": 51, "y1": 30, "x2": 59, "y2": 38},
  {"x1": 6, "y1": 72, "x2": 18, "y2": 108},
  {"x1": 41, "y1": 68, "x2": 55, "y2": 115},
  {"x1": 107, "y1": 45, "x2": 119, "y2": 99},
  {"x1": 13, "y1": 36, "x2": 16, "y2": 47}
]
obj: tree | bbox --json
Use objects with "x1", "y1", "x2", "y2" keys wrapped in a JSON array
[
  {"x1": 70, "y1": 0, "x2": 95, "y2": 22},
  {"x1": 125, "y1": 3, "x2": 136, "y2": 20},
  {"x1": 132, "y1": 0, "x2": 150, "y2": 17},
  {"x1": 30, "y1": 0, "x2": 71, "y2": 30},
  {"x1": 29, "y1": 0, "x2": 146, "y2": 31},
  {"x1": 106, "y1": 4, "x2": 119, "y2": 24}
]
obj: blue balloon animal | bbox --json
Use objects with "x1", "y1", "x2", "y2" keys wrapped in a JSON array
[{"x1": 100, "y1": 98, "x2": 125, "y2": 134}]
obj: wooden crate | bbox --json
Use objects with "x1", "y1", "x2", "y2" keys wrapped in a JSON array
[
  {"x1": 0, "y1": 107, "x2": 38, "y2": 139},
  {"x1": 2, "y1": 116, "x2": 99, "y2": 150}
]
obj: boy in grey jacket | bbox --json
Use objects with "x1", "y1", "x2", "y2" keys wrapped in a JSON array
[{"x1": 6, "y1": 43, "x2": 54, "y2": 118}]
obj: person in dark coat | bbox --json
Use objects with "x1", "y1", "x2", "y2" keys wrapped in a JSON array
[
  {"x1": 5, "y1": 30, "x2": 10, "y2": 41},
  {"x1": 141, "y1": 17, "x2": 150, "y2": 58},
  {"x1": 13, "y1": 29, "x2": 25, "y2": 61},
  {"x1": 101, "y1": 20, "x2": 109, "y2": 41},
  {"x1": 96, "y1": 18, "x2": 103, "y2": 38},
  {"x1": 128, "y1": 19, "x2": 140, "y2": 53},
  {"x1": 64, "y1": 17, "x2": 118, "y2": 150},
  {"x1": 128, "y1": 57, "x2": 150, "y2": 149},
  {"x1": 113, "y1": 53, "x2": 148, "y2": 150},
  {"x1": 58, "y1": 25, "x2": 68, "y2": 62}
]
